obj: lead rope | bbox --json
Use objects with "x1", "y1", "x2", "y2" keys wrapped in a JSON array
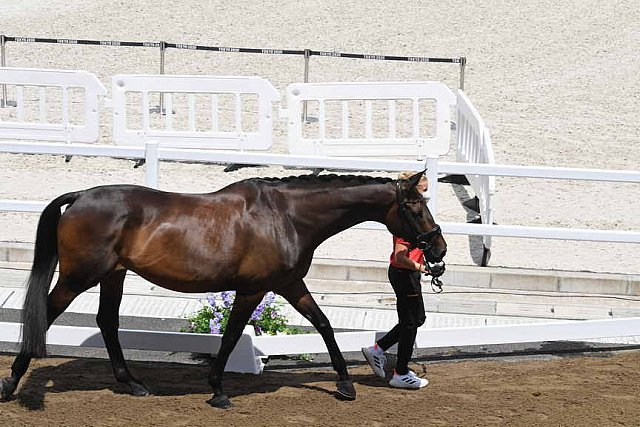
[
  {"x1": 423, "y1": 254, "x2": 444, "y2": 293},
  {"x1": 430, "y1": 276, "x2": 444, "y2": 293}
]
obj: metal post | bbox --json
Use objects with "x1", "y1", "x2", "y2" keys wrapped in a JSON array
[
  {"x1": 458, "y1": 56, "x2": 466, "y2": 91},
  {"x1": 302, "y1": 49, "x2": 310, "y2": 122},
  {"x1": 159, "y1": 41, "x2": 166, "y2": 114},
  {"x1": 1, "y1": 35, "x2": 7, "y2": 108}
]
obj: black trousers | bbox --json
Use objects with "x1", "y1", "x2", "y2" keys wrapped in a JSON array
[{"x1": 376, "y1": 265, "x2": 426, "y2": 375}]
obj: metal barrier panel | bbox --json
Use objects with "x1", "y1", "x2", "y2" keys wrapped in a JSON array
[
  {"x1": 456, "y1": 89, "x2": 495, "y2": 249},
  {"x1": 0, "y1": 67, "x2": 106, "y2": 142},
  {"x1": 111, "y1": 74, "x2": 279, "y2": 149},
  {"x1": 286, "y1": 81, "x2": 456, "y2": 157}
]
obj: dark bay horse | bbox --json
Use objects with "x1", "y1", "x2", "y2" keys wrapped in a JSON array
[{"x1": 0, "y1": 171, "x2": 446, "y2": 408}]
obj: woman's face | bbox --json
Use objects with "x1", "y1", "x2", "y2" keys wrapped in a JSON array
[{"x1": 416, "y1": 180, "x2": 428, "y2": 193}]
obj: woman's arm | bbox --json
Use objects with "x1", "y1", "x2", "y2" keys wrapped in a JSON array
[{"x1": 394, "y1": 242, "x2": 427, "y2": 273}]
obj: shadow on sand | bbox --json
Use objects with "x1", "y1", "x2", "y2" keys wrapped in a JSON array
[{"x1": 12, "y1": 356, "x2": 386, "y2": 410}]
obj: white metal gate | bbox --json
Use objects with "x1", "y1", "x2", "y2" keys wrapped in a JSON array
[
  {"x1": 286, "y1": 81, "x2": 456, "y2": 157},
  {"x1": 111, "y1": 74, "x2": 279, "y2": 149},
  {"x1": 0, "y1": 67, "x2": 106, "y2": 142}
]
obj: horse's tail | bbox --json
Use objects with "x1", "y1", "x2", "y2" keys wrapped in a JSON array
[{"x1": 20, "y1": 191, "x2": 82, "y2": 358}]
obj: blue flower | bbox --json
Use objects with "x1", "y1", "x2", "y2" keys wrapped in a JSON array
[
  {"x1": 265, "y1": 292, "x2": 276, "y2": 305},
  {"x1": 209, "y1": 318, "x2": 221, "y2": 334},
  {"x1": 221, "y1": 291, "x2": 235, "y2": 307},
  {"x1": 207, "y1": 294, "x2": 216, "y2": 307}
]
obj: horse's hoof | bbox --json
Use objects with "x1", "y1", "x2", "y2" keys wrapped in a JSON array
[
  {"x1": 208, "y1": 394, "x2": 233, "y2": 409},
  {"x1": 0, "y1": 378, "x2": 16, "y2": 402},
  {"x1": 336, "y1": 380, "x2": 356, "y2": 401},
  {"x1": 130, "y1": 383, "x2": 151, "y2": 397}
]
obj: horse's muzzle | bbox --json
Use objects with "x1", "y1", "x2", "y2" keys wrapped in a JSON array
[{"x1": 428, "y1": 261, "x2": 446, "y2": 278}]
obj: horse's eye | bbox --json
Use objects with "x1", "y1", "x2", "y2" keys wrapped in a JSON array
[{"x1": 404, "y1": 204, "x2": 422, "y2": 218}]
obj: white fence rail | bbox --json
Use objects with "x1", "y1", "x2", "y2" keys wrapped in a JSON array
[
  {"x1": 1, "y1": 318, "x2": 638, "y2": 373},
  {"x1": 3, "y1": 147, "x2": 639, "y2": 244}
]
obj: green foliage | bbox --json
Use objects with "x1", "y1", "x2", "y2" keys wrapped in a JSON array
[{"x1": 184, "y1": 291, "x2": 305, "y2": 336}]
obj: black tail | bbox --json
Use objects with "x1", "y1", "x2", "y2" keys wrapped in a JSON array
[{"x1": 20, "y1": 191, "x2": 82, "y2": 358}]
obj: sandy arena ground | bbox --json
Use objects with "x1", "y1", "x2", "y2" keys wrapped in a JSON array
[{"x1": 1, "y1": 350, "x2": 639, "y2": 426}]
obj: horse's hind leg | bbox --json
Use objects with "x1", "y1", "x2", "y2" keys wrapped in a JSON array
[
  {"x1": 97, "y1": 269, "x2": 149, "y2": 397},
  {"x1": 1, "y1": 278, "x2": 91, "y2": 401},
  {"x1": 208, "y1": 291, "x2": 266, "y2": 409},
  {"x1": 278, "y1": 279, "x2": 356, "y2": 400}
]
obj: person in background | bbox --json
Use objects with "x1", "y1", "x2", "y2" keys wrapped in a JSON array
[{"x1": 362, "y1": 171, "x2": 430, "y2": 389}]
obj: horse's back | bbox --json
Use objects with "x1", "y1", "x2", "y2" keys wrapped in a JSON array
[{"x1": 55, "y1": 183, "x2": 297, "y2": 292}]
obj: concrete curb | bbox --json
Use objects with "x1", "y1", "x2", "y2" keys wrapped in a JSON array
[
  {"x1": 307, "y1": 257, "x2": 640, "y2": 297},
  {"x1": 3, "y1": 241, "x2": 639, "y2": 296}
]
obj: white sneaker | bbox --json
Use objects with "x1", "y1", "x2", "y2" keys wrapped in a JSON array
[
  {"x1": 361, "y1": 346, "x2": 386, "y2": 378},
  {"x1": 389, "y1": 370, "x2": 429, "y2": 389}
]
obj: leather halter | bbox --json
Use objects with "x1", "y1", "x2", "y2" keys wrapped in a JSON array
[{"x1": 395, "y1": 180, "x2": 442, "y2": 250}]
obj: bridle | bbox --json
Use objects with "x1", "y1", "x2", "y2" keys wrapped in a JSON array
[
  {"x1": 395, "y1": 180, "x2": 446, "y2": 292},
  {"x1": 395, "y1": 180, "x2": 443, "y2": 252}
]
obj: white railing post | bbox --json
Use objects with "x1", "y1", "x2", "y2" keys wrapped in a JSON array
[
  {"x1": 0, "y1": 35, "x2": 6, "y2": 108},
  {"x1": 144, "y1": 141, "x2": 159, "y2": 188},
  {"x1": 426, "y1": 156, "x2": 439, "y2": 216}
]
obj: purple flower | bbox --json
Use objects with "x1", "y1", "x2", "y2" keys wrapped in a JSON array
[
  {"x1": 265, "y1": 292, "x2": 276, "y2": 305},
  {"x1": 250, "y1": 305, "x2": 263, "y2": 321},
  {"x1": 221, "y1": 291, "x2": 235, "y2": 307},
  {"x1": 207, "y1": 294, "x2": 216, "y2": 307},
  {"x1": 209, "y1": 318, "x2": 221, "y2": 334},
  {"x1": 251, "y1": 301, "x2": 266, "y2": 321}
]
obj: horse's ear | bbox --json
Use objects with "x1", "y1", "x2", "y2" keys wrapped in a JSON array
[{"x1": 407, "y1": 170, "x2": 426, "y2": 188}]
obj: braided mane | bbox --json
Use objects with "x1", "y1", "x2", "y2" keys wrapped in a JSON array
[{"x1": 247, "y1": 173, "x2": 394, "y2": 186}]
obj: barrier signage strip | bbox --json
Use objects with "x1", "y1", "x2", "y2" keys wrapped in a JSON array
[
  {"x1": 1, "y1": 35, "x2": 460, "y2": 63},
  {"x1": 5, "y1": 36, "x2": 160, "y2": 48},
  {"x1": 309, "y1": 50, "x2": 462, "y2": 63},
  {"x1": 165, "y1": 43, "x2": 305, "y2": 55},
  {"x1": 0, "y1": 34, "x2": 467, "y2": 93}
]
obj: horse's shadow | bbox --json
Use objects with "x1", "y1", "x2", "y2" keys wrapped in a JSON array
[{"x1": 13, "y1": 357, "x2": 383, "y2": 410}]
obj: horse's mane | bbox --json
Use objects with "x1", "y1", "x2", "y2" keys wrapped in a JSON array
[{"x1": 246, "y1": 174, "x2": 394, "y2": 187}]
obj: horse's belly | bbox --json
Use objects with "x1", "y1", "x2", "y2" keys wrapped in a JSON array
[{"x1": 118, "y1": 219, "x2": 298, "y2": 292}]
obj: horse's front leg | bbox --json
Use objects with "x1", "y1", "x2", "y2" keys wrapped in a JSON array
[
  {"x1": 208, "y1": 291, "x2": 265, "y2": 409},
  {"x1": 279, "y1": 279, "x2": 356, "y2": 401}
]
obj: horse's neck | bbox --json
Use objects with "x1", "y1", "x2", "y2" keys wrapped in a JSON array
[{"x1": 294, "y1": 183, "x2": 394, "y2": 244}]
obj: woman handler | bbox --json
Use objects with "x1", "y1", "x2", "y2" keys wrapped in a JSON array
[{"x1": 362, "y1": 171, "x2": 430, "y2": 389}]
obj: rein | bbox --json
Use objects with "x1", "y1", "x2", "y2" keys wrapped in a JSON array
[{"x1": 427, "y1": 270, "x2": 444, "y2": 293}]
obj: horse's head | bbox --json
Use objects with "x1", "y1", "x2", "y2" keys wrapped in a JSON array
[{"x1": 387, "y1": 170, "x2": 447, "y2": 276}]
